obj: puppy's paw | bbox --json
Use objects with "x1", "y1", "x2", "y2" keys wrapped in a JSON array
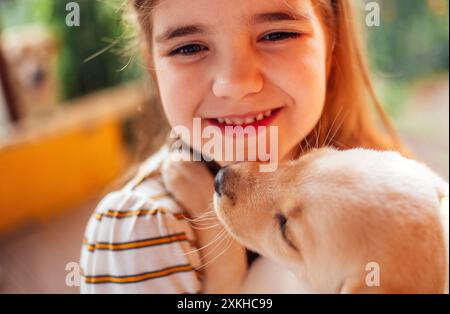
[{"x1": 161, "y1": 155, "x2": 215, "y2": 216}]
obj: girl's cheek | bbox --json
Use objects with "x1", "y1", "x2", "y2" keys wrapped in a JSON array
[
  {"x1": 284, "y1": 42, "x2": 327, "y2": 106},
  {"x1": 266, "y1": 61, "x2": 326, "y2": 126},
  {"x1": 269, "y1": 40, "x2": 327, "y2": 149},
  {"x1": 155, "y1": 62, "x2": 205, "y2": 127}
]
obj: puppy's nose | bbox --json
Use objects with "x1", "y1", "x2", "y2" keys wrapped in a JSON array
[
  {"x1": 214, "y1": 167, "x2": 227, "y2": 196},
  {"x1": 214, "y1": 166, "x2": 237, "y2": 199}
]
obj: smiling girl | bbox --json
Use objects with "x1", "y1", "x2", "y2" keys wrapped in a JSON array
[{"x1": 80, "y1": 0, "x2": 405, "y2": 293}]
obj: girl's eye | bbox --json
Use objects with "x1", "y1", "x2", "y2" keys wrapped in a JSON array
[
  {"x1": 168, "y1": 32, "x2": 300, "y2": 57},
  {"x1": 261, "y1": 31, "x2": 301, "y2": 42},
  {"x1": 169, "y1": 44, "x2": 207, "y2": 57}
]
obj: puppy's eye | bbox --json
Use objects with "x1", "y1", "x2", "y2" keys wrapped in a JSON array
[
  {"x1": 275, "y1": 213, "x2": 287, "y2": 230},
  {"x1": 275, "y1": 213, "x2": 297, "y2": 251}
]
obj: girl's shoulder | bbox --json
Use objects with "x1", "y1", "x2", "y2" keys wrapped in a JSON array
[
  {"x1": 95, "y1": 145, "x2": 184, "y2": 218},
  {"x1": 80, "y1": 146, "x2": 202, "y2": 292}
]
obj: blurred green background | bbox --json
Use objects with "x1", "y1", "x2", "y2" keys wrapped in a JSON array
[{"x1": 364, "y1": 0, "x2": 449, "y2": 116}]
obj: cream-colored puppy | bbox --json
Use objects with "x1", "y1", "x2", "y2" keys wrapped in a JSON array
[{"x1": 214, "y1": 148, "x2": 449, "y2": 293}]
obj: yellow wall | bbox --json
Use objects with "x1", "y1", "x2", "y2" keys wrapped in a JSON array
[{"x1": 0, "y1": 119, "x2": 127, "y2": 233}]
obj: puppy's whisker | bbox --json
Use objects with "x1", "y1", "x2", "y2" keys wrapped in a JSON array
[
  {"x1": 194, "y1": 209, "x2": 216, "y2": 217},
  {"x1": 326, "y1": 110, "x2": 348, "y2": 148},
  {"x1": 293, "y1": 126, "x2": 308, "y2": 158},
  {"x1": 185, "y1": 215, "x2": 218, "y2": 223},
  {"x1": 323, "y1": 108, "x2": 340, "y2": 147},
  {"x1": 196, "y1": 238, "x2": 233, "y2": 271},
  {"x1": 191, "y1": 223, "x2": 222, "y2": 230},
  {"x1": 304, "y1": 138, "x2": 312, "y2": 154},
  {"x1": 195, "y1": 231, "x2": 231, "y2": 263},
  {"x1": 304, "y1": 134, "x2": 312, "y2": 153},
  {"x1": 196, "y1": 236, "x2": 235, "y2": 271},
  {"x1": 189, "y1": 222, "x2": 221, "y2": 230},
  {"x1": 183, "y1": 211, "x2": 216, "y2": 223},
  {"x1": 186, "y1": 218, "x2": 218, "y2": 227},
  {"x1": 188, "y1": 218, "x2": 222, "y2": 228},
  {"x1": 181, "y1": 227, "x2": 227, "y2": 256},
  {"x1": 314, "y1": 120, "x2": 321, "y2": 149},
  {"x1": 189, "y1": 218, "x2": 220, "y2": 225},
  {"x1": 323, "y1": 105, "x2": 344, "y2": 147},
  {"x1": 332, "y1": 139, "x2": 351, "y2": 149}
]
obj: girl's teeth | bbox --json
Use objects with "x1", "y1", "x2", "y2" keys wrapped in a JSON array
[
  {"x1": 216, "y1": 109, "x2": 276, "y2": 125},
  {"x1": 244, "y1": 117, "x2": 255, "y2": 124}
]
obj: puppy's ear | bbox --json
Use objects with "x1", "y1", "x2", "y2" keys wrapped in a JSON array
[{"x1": 339, "y1": 278, "x2": 387, "y2": 294}]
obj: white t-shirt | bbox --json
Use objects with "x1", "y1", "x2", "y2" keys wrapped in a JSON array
[{"x1": 80, "y1": 146, "x2": 203, "y2": 293}]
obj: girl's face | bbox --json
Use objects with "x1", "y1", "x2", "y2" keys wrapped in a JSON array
[{"x1": 150, "y1": 0, "x2": 329, "y2": 165}]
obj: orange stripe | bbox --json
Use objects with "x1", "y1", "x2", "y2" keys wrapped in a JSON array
[
  {"x1": 83, "y1": 233, "x2": 188, "y2": 252},
  {"x1": 148, "y1": 192, "x2": 171, "y2": 201},
  {"x1": 94, "y1": 207, "x2": 186, "y2": 221},
  {"x1": 131, "y1": 171, "x2": 162, "y2": 190},
  {"x1": 83, "y1": 264, "x2": 194, "y2": 284}
]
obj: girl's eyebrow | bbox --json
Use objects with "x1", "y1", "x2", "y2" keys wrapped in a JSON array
[
  {"x1": 250, "y1": 10, "x2": 311, "y2": 25},
  {"x1": 155, "y1": 10, "x2": 311, "y2": 44},
  {"x1": 155, "y1": 25, "x2": 207, "y2": 44}
]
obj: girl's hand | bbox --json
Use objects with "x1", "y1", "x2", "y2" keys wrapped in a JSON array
[
  {"x1": 161, "y1": 155, "x2": 248, "y2": 293},
  {"x1": 162, "y1": 156, "x2": 215, "y2": 217}
]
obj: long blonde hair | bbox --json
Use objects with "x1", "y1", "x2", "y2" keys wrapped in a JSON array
[{"x1": 130, "y1": 0, "x2": 406, "y2": 157}]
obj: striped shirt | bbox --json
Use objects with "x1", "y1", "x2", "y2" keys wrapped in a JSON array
[{"x1": 80, "y1": 146, "x2": 203, "y2": 293}]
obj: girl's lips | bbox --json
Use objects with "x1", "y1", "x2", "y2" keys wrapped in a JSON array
[{"x1": 205, "y1": 107, "x2": 283, "y2": 131}]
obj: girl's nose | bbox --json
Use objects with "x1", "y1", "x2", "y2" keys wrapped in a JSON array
[{"x1": 212, "y1": 45, "x2": 264, "y2": 100}]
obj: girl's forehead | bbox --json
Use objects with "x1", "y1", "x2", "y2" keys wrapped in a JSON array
[
  {"x1": 153, "y1": 0, "x2": 314, "y2": 21},
  {"x1": 152, "y1": 0, "x2": 317, "y2": 42}
]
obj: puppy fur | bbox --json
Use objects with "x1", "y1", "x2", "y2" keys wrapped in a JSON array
[
  {"x1": 163, "y1": 148, "x2": 448, "y2": 293},
  {"x1": 214, "y1": 148, "x2": 449, "y2": 293}
]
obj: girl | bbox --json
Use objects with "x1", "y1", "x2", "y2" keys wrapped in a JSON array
[{"x1": 80, "y1": 0, "x2": 406, "y2": 293}]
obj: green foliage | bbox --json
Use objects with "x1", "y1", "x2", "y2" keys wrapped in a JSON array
[
  {"x1": 0, "y1": 0, "x2": 143, "y2": 101},
  {"x1": 362, "y1": 0, "x2": 449, "y2": 116},
  {"x1": 366, "y1": 0, "x2": 449, "y2": 80}
]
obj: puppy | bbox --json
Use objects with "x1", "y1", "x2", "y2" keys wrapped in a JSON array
[
  {"x1": 214, "y1": 148, "x2": 449, "y2": 293},
  {"x1": 1, "y1": 25, "x2": 59, "y2": 119}
]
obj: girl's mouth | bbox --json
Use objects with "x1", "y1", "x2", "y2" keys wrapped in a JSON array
[{"x1": 205, "y1": 107, "x2": 283, "y2": 130}]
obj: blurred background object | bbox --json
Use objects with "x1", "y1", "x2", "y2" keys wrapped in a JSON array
[
  {"x1": 363, "y1": 0, "x2": 449, "y2": 182},
  {"x1": 0, "y1": 0, "x2": 143, "y2": 102},
  {"x1": 2, "y1": 25, "x2": 60, "y2": 120},
  {"x1": 0, "y1": 0, "x2": 448, "y2": 293}
]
